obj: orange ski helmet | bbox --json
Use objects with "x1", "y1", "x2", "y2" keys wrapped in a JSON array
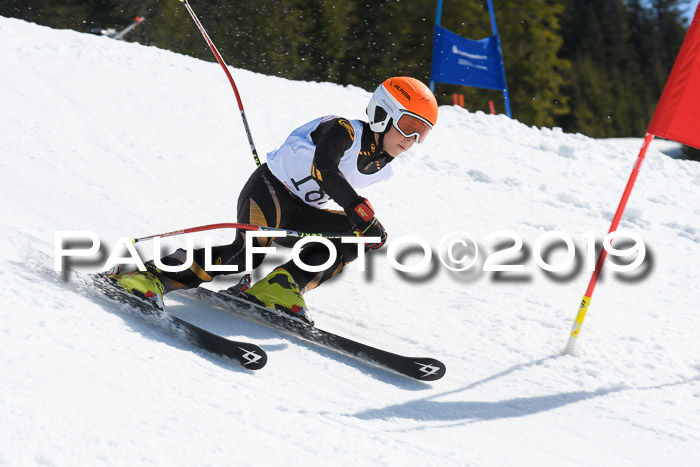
[{"x1": 366, "y1": 77, "x2": 438, "y2": 143}]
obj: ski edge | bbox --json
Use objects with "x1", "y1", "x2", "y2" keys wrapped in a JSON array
[
  {"x1": 182, "y1": 287, "x2": 446, "y2": 381},
  {"x1": 78, "y1": 272, "x2": 267, "y2": 370}
]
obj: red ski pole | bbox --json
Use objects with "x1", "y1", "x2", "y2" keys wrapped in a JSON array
[
  {"x1": 132, "y1": 223, "x2": 354, "y2": 243},
  {"x1": 178, "y1": 0, "x2": 261, "y2": 167}
]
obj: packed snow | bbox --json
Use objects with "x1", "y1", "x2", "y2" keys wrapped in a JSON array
[{"x1": 1, "y1": 16, "x2": 699, "y2": 466}]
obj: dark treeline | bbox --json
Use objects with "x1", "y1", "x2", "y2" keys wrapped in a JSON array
[{"x1": 1, "y1": 0, "x2": 695, "y2": 147}]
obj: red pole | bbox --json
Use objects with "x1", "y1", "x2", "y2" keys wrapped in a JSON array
[
  {"x1": 585, "y1": 133, "x2": 653, "y2": 296},
  {"x1": 132, "y1": 222, "x2": 353, "y2": 243},
  {"x1": 489, "y1": 100, "x2": 496, "y2": 114},
  {"x1": 133, "y1": 223, "x2": 255, "y2": 242},
  {"x1": 452, "y1": 93, "x2": 458, "y2": 106},
  {"x1": 565, "y1": 133, "x2": 654, "y2": 354},
  {"x1": 179, "y1": 0, "x2": 261, "y2": 167}
]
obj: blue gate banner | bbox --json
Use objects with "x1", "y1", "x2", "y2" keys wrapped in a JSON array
[{"x1": 430, "y1": 24, "x2": 506, "y2": 90}]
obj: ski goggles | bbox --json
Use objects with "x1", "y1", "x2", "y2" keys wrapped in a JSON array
[{"x1": 393, "y1": 112, "x2": 433, "y2": 143}]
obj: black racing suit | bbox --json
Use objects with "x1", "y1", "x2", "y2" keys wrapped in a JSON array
[{"x1": 150, "y1": 117, "x2": 393, "y2": 293}]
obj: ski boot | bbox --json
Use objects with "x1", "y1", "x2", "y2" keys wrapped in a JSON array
[
  {"x1": 222, "y1": 274, "x2": 253, "y2": 298},
  {"x1": 105, "y1": 268, "x2": 165, "y2": 310},
  {"x1": 240, "y1": 268, "x2": 314, "y2": 326}
]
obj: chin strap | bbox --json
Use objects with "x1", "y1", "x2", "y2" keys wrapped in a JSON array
[
  {"x1": 376, "y1": 132, "x2": 385, "y2": 154},
  {"x1": 376, "y1": 117, "x2": 392, "y2": 154}
]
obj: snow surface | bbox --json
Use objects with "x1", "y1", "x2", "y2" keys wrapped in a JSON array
[{"x1": 1, "y1": 16, "x2": 699, "y2": 467}]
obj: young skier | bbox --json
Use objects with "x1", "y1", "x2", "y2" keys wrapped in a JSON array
[{"x1": 110, "y1": 76, "x2": 438, "y2": 325}]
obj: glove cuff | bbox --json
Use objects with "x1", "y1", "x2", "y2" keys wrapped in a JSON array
[{"x1": 346, "y1": 197, "x2": 375, "y2": 224}]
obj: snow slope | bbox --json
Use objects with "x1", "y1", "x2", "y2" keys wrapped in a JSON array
[{"x1": 1, "y1": 17, "x2": 699, "y2": 467}]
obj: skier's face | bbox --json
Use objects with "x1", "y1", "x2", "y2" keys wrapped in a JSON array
[{"x1": 380, "y1": 126, "x2": 415, "y2": 157}]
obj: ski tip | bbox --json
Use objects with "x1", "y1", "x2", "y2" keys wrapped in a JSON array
[
  {"x1": 412, "y1": 358, "x2": 447, "y2": 381},
  {"x1": 238, "y1": 344, "x2": 267, "y2": 370}
]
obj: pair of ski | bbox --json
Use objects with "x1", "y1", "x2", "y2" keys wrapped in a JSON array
[{"x1": 88, "y1": 274, "x2": 446, "y2": 381}]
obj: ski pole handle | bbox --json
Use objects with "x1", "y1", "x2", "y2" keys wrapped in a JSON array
[{"x1": 132, "y1": 222, "x2": 353, "y2": 243}]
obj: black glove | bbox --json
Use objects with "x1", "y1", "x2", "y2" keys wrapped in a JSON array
[
  {"x1": 345, "y1": 198, "x2": 387, "y2": 250},
  {"x1": 354, "y1": 217, "x2": 387, "y2": 250}
]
